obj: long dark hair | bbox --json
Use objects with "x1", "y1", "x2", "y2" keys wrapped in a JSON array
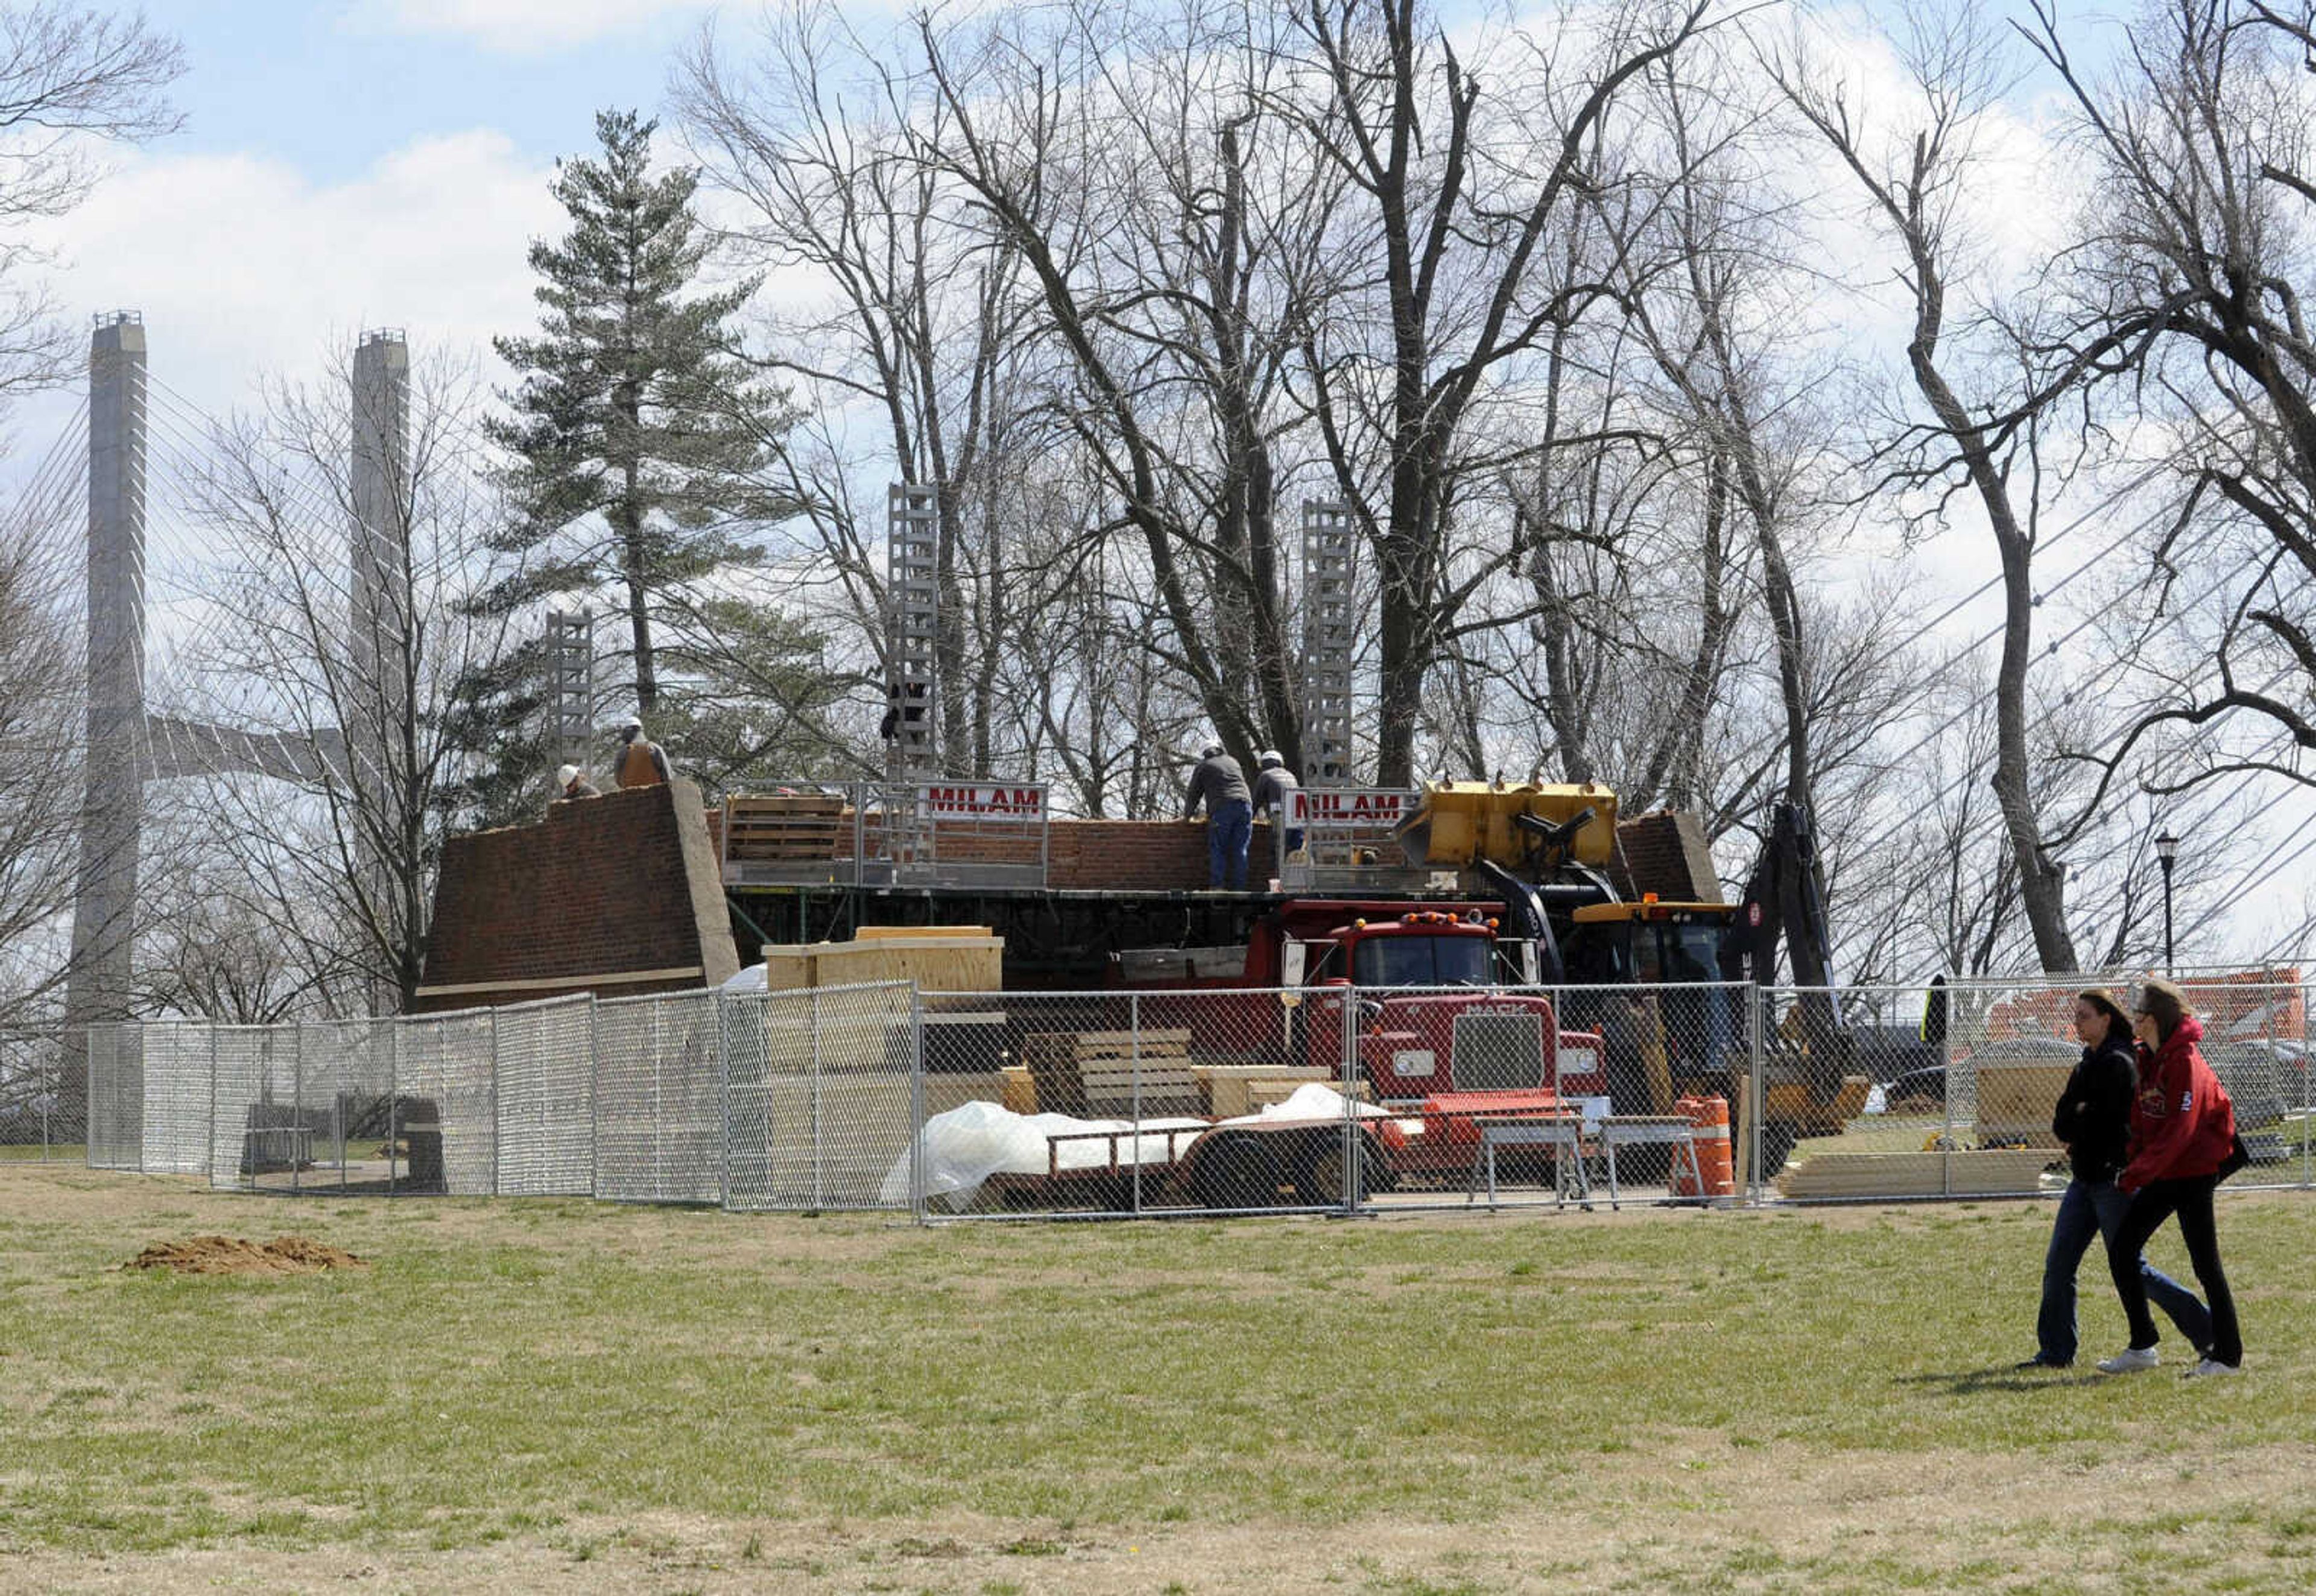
[{"x1": 2079, "y1": 990, "x2": 2133, "y2": 1049}]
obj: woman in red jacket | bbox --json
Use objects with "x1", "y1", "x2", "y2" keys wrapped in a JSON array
[{"x1": 2097, "y1": 979, "x2": 2243, "y2": 1377}]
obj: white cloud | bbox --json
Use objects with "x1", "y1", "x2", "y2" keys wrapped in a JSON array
[
  {"x1": 24, "y1": 128, "x2": 557, "y2": 426},
  {"x1": 358, "y1": 0, "x2": 713, "y2": 53}
]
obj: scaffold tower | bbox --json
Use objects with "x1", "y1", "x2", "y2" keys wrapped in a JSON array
[
  {"x1": 545, "y1": 609, "x2": 593, "y2": 766},
  {"x1": 1299, "y1": 500, "x2": 1356, "y2": 785},
  {"x1": 885, "y1": 483, "x2": 940, "y2": 780}
]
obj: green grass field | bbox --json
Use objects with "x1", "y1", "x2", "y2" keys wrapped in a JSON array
[{"x1": 3, "y1": 1167, "x2": 2314, "y2": 1594}]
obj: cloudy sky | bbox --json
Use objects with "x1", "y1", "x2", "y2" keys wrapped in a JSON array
[
  {"x1": 18, "y1": 0, "x2": 727, "y2": 438},
  {"x1": 6, "y1": 0, "x2": 2302, "y2": 959}
]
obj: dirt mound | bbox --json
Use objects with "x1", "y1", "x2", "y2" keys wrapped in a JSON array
[{"x1": 124, "y1": 1235, "x2": 369, "y2": 1276}]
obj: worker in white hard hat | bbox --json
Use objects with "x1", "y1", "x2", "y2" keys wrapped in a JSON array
[
  {"x1": 613, "y1": 716, "x2": 672, "y2": 789},
  {"x1": 554, "y1": 763, "x2": 601, "y2": 803},
  {"x1": 1251, "y1": 749, "x2": 1303, "y2": 856}
]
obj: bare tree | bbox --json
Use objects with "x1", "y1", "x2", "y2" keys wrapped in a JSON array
[
  {"x1": 2025, "y1": 1, "x2": 2316, "y2": 805},
  {"x1": 1771, "y1": 5, "x2": 2084, "y2": 971},
  {"x1": 159, "y1": 351, "x2": 531, "y2": 1012},
  {"x1": 1289, "y1": 0, "x2": 1717, "y2": 784},
  {"x1": 0, "y1": 5, "x2": 180, "y2": 397},
  {"x1": 0, "y1": 517, "x2": 82, "y2": 1026},
  {"x1": 678, "y1": 5, "x2": 1034, "y2": 776}
]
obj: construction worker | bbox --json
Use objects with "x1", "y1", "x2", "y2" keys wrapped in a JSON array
[
  {"x1": 554, "y1": 763, "x2": 601, "y2": 801},
  {"x1": 613, "y1": 716, "x2": 672, "y2": 789},
  {"x1": 1184, "y1": 742, "x2": 1253, "y2": 889},
  {"x1": 1251, "y1": 750, "x2": 1303, "y2": 856}
]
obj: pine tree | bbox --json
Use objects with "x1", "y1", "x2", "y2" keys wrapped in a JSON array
[{"x1": 484, "y1": 109, "x2": 782, "y2": 717}]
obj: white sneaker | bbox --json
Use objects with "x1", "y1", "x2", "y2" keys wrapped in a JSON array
[
  {"x1": 2096, "y1": 1347, "x2": 2160, "y2": 1374},
  {"x1": 2184, "y1": 1358, "x2": 2242, "y2": 1378}
]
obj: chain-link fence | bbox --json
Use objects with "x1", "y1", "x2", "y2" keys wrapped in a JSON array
[
  {"x1": 51, "y1": 970, "x2": 2316, "y2": 1217},
  {"x1": 0, "y1": 1027, "x2": 86, "y2": 1162},
  {"x1": 725, "y1": 982, "x2": 921, "y2": 1211},
  {"x1": 1765, "y1": 977, "x2": 2316, "y2": 1203}
]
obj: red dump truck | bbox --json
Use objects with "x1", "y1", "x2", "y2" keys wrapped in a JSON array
[{"x1": 1057, "y1": 901, "x2": 1608, "y2": 1207}]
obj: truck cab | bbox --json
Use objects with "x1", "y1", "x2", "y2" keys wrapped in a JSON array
[{"x1": 1270, "y1": 907, "x2": 1606, "y2": 1118}]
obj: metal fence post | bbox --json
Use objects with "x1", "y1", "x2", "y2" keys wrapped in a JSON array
[
  {"x1": 489, "y1": 1009, "x2": 502, "y2": 1198},
  {"x1": 717, "y1": 993, "x2": 732, "y2": 1212},
  {"x1": 585, "y1": 996, "x2": 600, "y2": 1200},
  {"x1": 811, "y1": 988, "x2": 826, "y2": 1210},
  {"x1": 1341, "y1": 982, "x2": 1359, "y2": 1217},
  {"x1": 1130, "y1": 992, "x2": 1143, "y2": 1216},
  {"x1": 1745, "y1": 987, "x2": 1764, "y2": 1204},
  {"x1": 910, "y1": 983, "x2": 927, "y2": 1225},
  {"x1": 289, "y1": 1020, "x2": 302, "y2": 1196},
  {"x1": 1941, "y1": 998, "x2": 1955, "y2": 1200},
  {"x1": 387, "y1": 1018, "x2": 400, "y2": 1198}
]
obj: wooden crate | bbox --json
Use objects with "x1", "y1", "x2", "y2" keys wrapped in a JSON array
[
  {"x1": 1975, "y1": 1063, "x2": 2071, "y2": 1147},
  {"x1": 809, "y1": 936, "x2": 1003, "y2": 993},
  {"x1": 755, "y1": 945, "x2": 817, "y2": 991},
  {"x1": 1776, "y1": 1148, "x2": 2057, "y2": 1199},
  {"x1": 1194, "y1": 1064, "x2": 1335, "y2": 1118},
  {"x1": 1001, "y1": 1065, "x2": 1038, "y2": 1115}
]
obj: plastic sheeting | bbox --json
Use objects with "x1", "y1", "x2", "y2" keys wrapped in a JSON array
[{"x1": 882, "y1": 1082, "x2": 1379, "y2": 1210}]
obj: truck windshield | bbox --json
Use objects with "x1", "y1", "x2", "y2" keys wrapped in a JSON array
[{"x1": 1353, "y1": 934, "x2": 1493, "y2": 987}]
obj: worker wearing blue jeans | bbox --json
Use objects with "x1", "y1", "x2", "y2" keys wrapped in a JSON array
[
  {"x1": 1184, "y1": 743, "x2": 1254, "y2": 889},
  {"x1": 2020, "y1": 989, "x2": 2211, "y2": 1369}
]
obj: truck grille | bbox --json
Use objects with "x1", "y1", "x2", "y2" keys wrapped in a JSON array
[{"x1": 1451, "y1": 1009, "x2": 1545, "y2": 1092}]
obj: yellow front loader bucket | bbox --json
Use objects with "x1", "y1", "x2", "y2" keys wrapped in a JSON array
[{"x1": 1392, "y1": 780, "x2": 1620, "y2": 869}]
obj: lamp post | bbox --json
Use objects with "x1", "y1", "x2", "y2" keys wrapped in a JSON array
[{"x1": 2154, "y1": 830, "x2": 2179, "y2": 973}]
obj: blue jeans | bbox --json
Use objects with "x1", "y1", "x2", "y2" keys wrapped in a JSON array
[
  {"x1": 1208, "y1": 800, "x2": 1252, "y2": 889},
  {"x1": 2037, "y1": 1176, "x2": 2210, "y2": 1364}
]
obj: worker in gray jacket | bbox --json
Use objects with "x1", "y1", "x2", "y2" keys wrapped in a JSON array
[
  {"x1": 1184, "y1": 743, "x2": 1253, "y2": 889},
  {"x1": 1251, "y1": 750, "x2": 1303, "y2": 857}
]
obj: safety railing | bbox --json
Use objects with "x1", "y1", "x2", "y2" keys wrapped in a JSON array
[{"x1": 718, "y1": 780, "x2": 1051, "y2": 889}]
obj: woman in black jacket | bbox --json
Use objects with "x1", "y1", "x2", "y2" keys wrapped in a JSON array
[{"x1": 2016, "y1": 989, "x2": 2212, "y2": 1369}]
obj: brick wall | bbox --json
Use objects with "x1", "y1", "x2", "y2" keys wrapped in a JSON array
[
  {"x1": 1045, "y1": 818, "x2": 1277, "y2": 889},
  {"x1": 416, "y1": 778, "x2": 740, "y2": 1012},
  {"x1": 1612, "y1": 810, "x2": 1725, "y2": 904}
]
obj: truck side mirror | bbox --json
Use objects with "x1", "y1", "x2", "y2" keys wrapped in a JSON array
[{"x1": 1922, "y1": 975, "x2": 1949, "y2": 1055}]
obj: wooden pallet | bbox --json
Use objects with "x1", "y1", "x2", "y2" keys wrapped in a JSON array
[
  {"x1": 723, "y1": 795, "x2": 849, "y2": 861},
  {"x1": 1022, "y1": 1030, "x2": 1202, "y2": 1118}
]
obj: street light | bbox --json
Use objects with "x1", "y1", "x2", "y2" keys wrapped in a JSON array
[{"x1": 2154, "y1": 830, "x2": 2180, "y2": 973}]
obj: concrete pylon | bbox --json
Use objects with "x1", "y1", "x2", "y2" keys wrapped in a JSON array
[
  {"x1": 349, "y1": 329, "x2": 410, "y2": 789},
  {"x1": 349, "y1": 330, "x2": 410, "y2": 1011},
  {"x1": 62, "y1": 313, "x2": 148, "y2": 1109}
]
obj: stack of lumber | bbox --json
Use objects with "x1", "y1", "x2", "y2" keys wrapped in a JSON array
[
  {"x1": 1776, "y1": 1147, "x2": 2057, "y2": 1199},
  {"x1": 1021, "y1": 1028, "x2": 1203, "y2": 1118},
  {"x1": 721, "y1": 794, "x2": 849, "y2": 860},
  {"x1": 753, "y1": 927, "x2": 1003, "y2": 994}
]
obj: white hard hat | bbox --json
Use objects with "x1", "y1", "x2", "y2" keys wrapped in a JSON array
[
  {"x1": 1201, "y1": 742, "x2": 1224, "y2": 759},
  {"x1": 555, "y1": 764, "x2": 580, "y2": 787},
  {"x1": 621, "y1": 715, "x2": 644, "y2": 733},
  {"x1": 1259, "y1": 749, "x2": 1283, "y2": 768}
]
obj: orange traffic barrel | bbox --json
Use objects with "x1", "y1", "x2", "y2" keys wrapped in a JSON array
[{"x1": 1672, "y1": 1094, "x2": 1735, "y2": 1198}]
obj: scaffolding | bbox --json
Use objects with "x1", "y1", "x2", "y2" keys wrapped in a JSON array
[{"x1": 1300, "y1": 500, "x2": 1356, "y2": 785}]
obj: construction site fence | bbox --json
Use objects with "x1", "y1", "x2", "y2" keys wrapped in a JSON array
[{"x1": 46, "y1": 970, "x2": 2316, "y2": 1217}]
